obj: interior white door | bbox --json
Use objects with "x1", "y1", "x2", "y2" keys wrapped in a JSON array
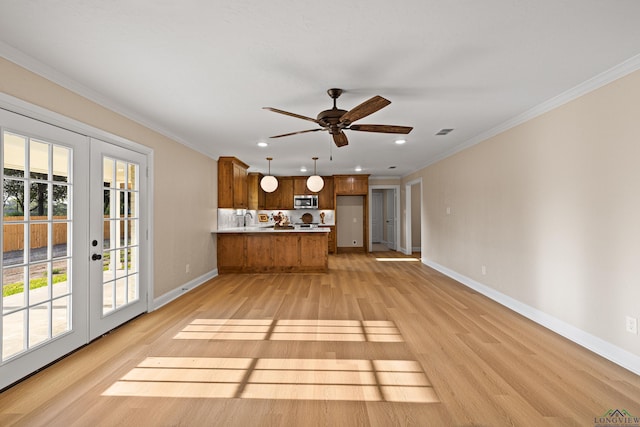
[
  {"x1": 385, "y1": 190, "x2": 396, "y2": 250},
  {"x1": 1, "y1": 108, "x2": 89, "y2": 389},
  {"x1": 372, "y1": 191, "x2": 383, "y2": 243},
  {"x1": 89, "y1": 138, "x2": 148, "y2": 340}
]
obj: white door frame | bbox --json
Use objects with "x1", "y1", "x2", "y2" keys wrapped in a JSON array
[
  {"x1": 404, "y1": 178, "x2": 422, "y2": 256},
  {"x1": 0, "y1": 93, "x2": 154, "y2": 388},
  {"x1": 368, "y1": 185, "x2": 400, "y2": 252}
]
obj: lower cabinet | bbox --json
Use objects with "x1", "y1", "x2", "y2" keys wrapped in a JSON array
[
  {"x1": 322, "y1": 226, "x2": 336, "y2": 254},
  {"x1": 217, "y1": 232, "x2": 328, "y2": 273}
]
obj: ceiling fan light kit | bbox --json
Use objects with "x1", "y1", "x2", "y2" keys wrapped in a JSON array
[
  {"x1": 260, "y1": 157, "x2": 279, "y2": 193},
  {"x1": 263, "y1": 88, "x2": 413, "y2": 147},
  {"x1": 306, "y1": 157, "x2": 324, "y2": 192}
]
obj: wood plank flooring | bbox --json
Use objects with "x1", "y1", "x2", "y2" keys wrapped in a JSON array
[{"x1": 1, "y1": 252, "x2": 639, "y2": 426}]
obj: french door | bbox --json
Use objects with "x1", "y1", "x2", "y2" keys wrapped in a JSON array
[
  {"x1": 1, "y1": 108, "x2": 149, "y2": 389},
  {"x1": 89, "y1": 139, "x2": 147, "y2": 339}
]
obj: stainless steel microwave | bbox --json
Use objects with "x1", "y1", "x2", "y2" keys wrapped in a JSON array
[{"x1": 294, "y1": 194, "x2": 318, "y2": 209}]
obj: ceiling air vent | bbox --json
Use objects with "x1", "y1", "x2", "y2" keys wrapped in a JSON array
[{"x1": 436, "y1": 128, "x2": 454, "y2": 136}]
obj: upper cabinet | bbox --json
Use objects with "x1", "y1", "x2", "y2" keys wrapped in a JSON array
[
  {"x1": 333, "y1": 175, "x2": 369, "y2": 195},
  {"x1": 247, "y1": 172, "x2": 265, "y2": 210},
  {"x1": 265, "y1": 177, "x2": 294, "y2": 210},
  {"x1": 219, "y1": 157, "x2": 364, "y2": 210},
  {"x1": 293, "y1": 176, "x2": 309, "y2": 195},
  {"x1": 318, "y1": 176, "x2": 334, "y2": 209},
  {"x1": 218, "y1": 157, "x2": 249, "y2": 209}
]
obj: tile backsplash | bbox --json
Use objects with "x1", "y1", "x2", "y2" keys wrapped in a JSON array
[{"x1": 217, "y1": 208, "x2": 335, "y2": 229}]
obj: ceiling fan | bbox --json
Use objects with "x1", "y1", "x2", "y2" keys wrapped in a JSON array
[{"x1": 263, "y1": 88, "x2": 413, "y2": 147}]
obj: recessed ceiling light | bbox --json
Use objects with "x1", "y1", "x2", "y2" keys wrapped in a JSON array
[
  {"x1": 395, "y1": 139, "x2": 406, "y2": 145},
  {"x1": 257, "y1": 141, "x2": 268, "y2": 147},
  {"x1": 355, "y1": 166, "x2": 362, "y2": 172},
  {"x1": 300, "y1": 166, "x2": 307, "y2": 172}
]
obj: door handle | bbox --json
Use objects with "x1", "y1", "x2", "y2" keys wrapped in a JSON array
[{"x1": 92, "y1": 253, "x2": 102, "y2": 261}]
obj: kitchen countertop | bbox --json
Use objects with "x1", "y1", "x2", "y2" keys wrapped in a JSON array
[{"x1": 213, "y1": 226, "x2": 331, "y2": 233}]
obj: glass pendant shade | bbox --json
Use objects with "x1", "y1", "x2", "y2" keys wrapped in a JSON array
[
  {"x1": 260, "y1": 157, "x2": 278, "y2": 193},
  {"x1": 260, "y1": 175, "x2": 278, "y2": 193},
  {"x1": 306, "y1": 175, "x2": 324, "y2": 192},
  {"x1": 306, "y1": 157, "x2": 324, "y2": 192}
]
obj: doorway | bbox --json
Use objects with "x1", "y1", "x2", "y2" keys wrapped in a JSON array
[
  {"x1": 404, "y1": 178, "x2": 422, "y2": 256},
  {"x1": 369, "y1": 185, "x2": 400, "y2": 252},
  {"x1": 1, "y1": 106, "x2": 150, "y2": 389}
]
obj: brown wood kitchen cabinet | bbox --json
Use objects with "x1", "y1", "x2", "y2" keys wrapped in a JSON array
[
  {"x1": 265, "y1": 176, "x2": 293, "y2": 209},
  {"x1": 323, "y1": 226, "x2": 336, "y2": 253},
  {"x1": 318, "y1": 176, "x2": 333, "y2": 209},
  {"x1": 333, "y1": 174, "x2": 369, "y2": 195},
  {"x1": 218, "y1": 157, "x2": 249, "y2": 209},
  {"x1": 247, "y1": 172, "x2": 265, "y2": 210},
  {"x1": 217, "y1": 231, "x2": 328, "y2": 273},
  {"x1": 293, "y1": 176, "x2": 309, "y2": 195}
]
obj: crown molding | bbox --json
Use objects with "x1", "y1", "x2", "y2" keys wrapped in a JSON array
[
  {"x1": 0, "y1": 41, "x2": 216, "y2": 159},
  {"x1": 412, "y1": 53, "x2": 640, "y2": 173}
]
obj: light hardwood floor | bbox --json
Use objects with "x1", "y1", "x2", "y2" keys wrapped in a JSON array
[{"x1": 1, "y1": 252, "x2": 639, "y2": 426}]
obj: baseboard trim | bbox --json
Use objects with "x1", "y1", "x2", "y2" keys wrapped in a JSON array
[
  {"x1": 422, "y1": 259, "x2": 640, "y2": 376},
  {"x1": 152, "y1": 269, "x2": 218, "y2": 311},
  {"x1": 337, "y1": 246, "x2": 366, "y2": 254}
]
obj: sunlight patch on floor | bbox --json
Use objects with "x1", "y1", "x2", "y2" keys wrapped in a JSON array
[
  {"x1": 102, "y1": 357, "x2": 438, "y2": 403},
  {"x1": 174, "y1": 319, "x2": 403, "y2": 342}
]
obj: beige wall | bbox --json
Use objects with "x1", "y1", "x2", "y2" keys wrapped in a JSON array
[
  {"x1": 336, "y1": 195, "x2": 364, "y2": 248},
  {"x1": 0, "y1": 57, "x2": 218, "y2": 299},
  {"x1": 403, "y1": 69, "x2": 640, "y2": 357},
  {"x1": 411, "y1": 183, "x2": 421, "y2": 249}
]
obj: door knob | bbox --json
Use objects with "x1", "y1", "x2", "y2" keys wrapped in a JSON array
[{"x1": 92, "y1": 253, "x2": 102, "y2": 261}]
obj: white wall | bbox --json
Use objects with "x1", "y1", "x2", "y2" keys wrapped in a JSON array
[
  {"x1": 403, "y1": 68, "x2": 640, "y2": 368},
  {"x1": 0, "y1": 57, "x2": 218, "y2": 300}
]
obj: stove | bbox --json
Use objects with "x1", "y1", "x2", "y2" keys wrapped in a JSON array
[{"x1": 294, "y1": 223, "x2": 319, "y2": 228}]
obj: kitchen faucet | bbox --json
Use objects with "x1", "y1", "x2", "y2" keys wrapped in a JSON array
[{"x1": 243, "y1": 212, "x2": 253, "y2": 227}]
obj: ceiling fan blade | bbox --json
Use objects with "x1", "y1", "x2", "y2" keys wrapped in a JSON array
[
  {"x1": 262, "y1": 107, "x2": 320, "y2": 124},
  {"x1": 332, "y1": 131, "x2": 349, "y2": 147},
  {"x1": 339, "y1": 95, "x2": 391, "y2": 124},
  {"x1": 349, "y1": 124, "x2": 413, "y2": 134},
  {"x1": 269, "y1": 128, "x2": 325, "y2": 138}
]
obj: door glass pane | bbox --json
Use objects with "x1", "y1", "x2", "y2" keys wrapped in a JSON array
[
  {"x1": 3, "y1": 178, "x2": 25, "y2": 217},
  {"x1": 52, "y1": 296, "x2": 70, "y2": 337},
  {"x1": 101, "y1": 156, "x2": 140, "y2": 316},
  {"x1": 2, "y1": 311, "x2": 25, "y2": 359},
  {"x1": 29, "y1": 182, "x2": 49, "y2": 218},
  {"x1": 52, "y1": 184, "x2": 69, "y2": 219},
  {"x1": 2, "y1": 132, "x2": 73, "y2": 362},
  {"x1": 29, "y1": 223, "x2": 48, "y2": 262},
  {"x1": 52, "y1": 146, "x2": 69, "y2": 183},
  {"x1": 29, "y1": 140, "x2": 49, "y2": 180},
  {"x1": 3, "y1": 132, "x2": 26, "y2": 177},
  {"x1": 29, "y1": 302, "x2": 50, "y2": 347}
]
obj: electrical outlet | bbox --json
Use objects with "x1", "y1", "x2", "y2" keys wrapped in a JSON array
[
  {"x1": 481, "y1": 265, "x2": 486, "y2": 275},
  {"x1": 352, "y1": 240, "x2": 357, "y2": 245},
  {"x1": 625, "y1": 316, "x2": 638, "y2": 335},
  {"x1": 186, "y1": 264, "x2": 190, "y2": 274}
]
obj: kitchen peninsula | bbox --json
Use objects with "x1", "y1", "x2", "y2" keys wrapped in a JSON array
[
  {"x1": 215, "y1": 226, "x2": 329, "y2": 273},
  {"x1": 215, "y1": 156, "x2": 368, "y2": 273}
]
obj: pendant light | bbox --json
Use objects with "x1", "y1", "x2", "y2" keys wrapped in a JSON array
[
  {"x1": 306, "y1": 157, "x2": 324, "y2": 192},
  {"x1": 260, "y1": 157, "x2": 279, "y2": 193}
]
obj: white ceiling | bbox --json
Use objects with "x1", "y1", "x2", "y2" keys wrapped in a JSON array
[{"x1": 1, "y1": 1, "x2": 640, "y2": 177}]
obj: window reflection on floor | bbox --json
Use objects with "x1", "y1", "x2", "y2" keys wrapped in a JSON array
[
  {"x1": 103, "y1": 356, "x2": 438, "y2": 403},
  {"x1": 103, "y1": 318, "x2": 438, "y2": 403},
  {"x1": 174, "y1": 319, "x2": 404, "y2": 342}
]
